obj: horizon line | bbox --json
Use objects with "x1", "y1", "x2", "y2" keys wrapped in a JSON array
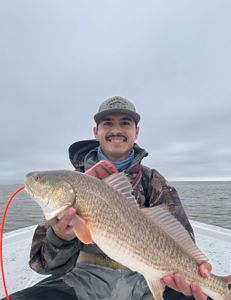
[{"x1": 0, "y1": 177, "x2": 231, "y2": 184}]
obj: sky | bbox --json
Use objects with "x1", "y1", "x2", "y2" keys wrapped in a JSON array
[{"x1": 0, "y1": 0, "x2": 231, "y2": 183}]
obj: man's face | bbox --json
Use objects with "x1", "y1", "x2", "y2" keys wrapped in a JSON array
[{"x1": 93, "y1": 113, "x2": 139, "y2": 161}]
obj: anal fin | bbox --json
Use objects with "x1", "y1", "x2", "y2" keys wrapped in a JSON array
[{"x1": 145, "y1": 277, "x2": 165, "y2": 300}]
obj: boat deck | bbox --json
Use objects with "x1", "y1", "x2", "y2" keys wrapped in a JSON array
[{"x1": 1, "y1": 221, "x2": 231, "y2": 298}]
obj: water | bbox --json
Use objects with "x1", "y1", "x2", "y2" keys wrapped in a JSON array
[
  {"x1": 172, "y1": 181, "x2": 231, "y2": 230},
  {"x1": 0, "y1": 181, "x2": 230, "y2": 233},
  {"x1": 0, "y1": 184, "x2": 43, "y2": 233}
]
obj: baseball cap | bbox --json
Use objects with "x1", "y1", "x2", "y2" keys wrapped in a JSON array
[{"x1": 94, "y1": 96, "x2": 140, "y2": 124}]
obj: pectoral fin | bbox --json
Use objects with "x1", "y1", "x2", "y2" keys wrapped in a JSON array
[
  {"x1": 71, "y1": 214, "x2": 94, "y2": 244},
  {"x1": 145, "y1": 277, "x2": 165, "y2": 300}
]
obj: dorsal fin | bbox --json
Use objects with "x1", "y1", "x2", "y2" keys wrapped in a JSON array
[
  {"x1": 141, "y1": 205, "x2": 208, "y2": 264},
  {"x1": 103, "y1": 172, "x2": 139, "y2": 208},
  {"x1": 103, "y1": 173, "x2": 208, "y2": 264}
]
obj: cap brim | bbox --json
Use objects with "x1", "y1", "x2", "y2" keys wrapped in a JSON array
[{"x1": 94, "y1": 109, "x2": 140, "y2": 124}]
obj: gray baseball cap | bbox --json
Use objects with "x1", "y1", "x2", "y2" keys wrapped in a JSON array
[{"x1": 94, "y1": 96, "x2": 140, "y2": 124}]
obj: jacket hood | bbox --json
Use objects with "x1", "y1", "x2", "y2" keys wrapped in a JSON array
[{"x1": 69, "y1": 139, "x2": 148, "y2": 171}]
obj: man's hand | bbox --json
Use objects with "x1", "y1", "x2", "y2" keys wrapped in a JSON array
[
  {"x1": 161, "y1": 261, "x2": 212, "y2": 300},
  {"x1": 49, "y1": 207, "x2": 77, "y2": 240}
]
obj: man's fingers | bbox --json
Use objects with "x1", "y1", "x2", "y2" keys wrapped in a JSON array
[
  {"x1": 161, "y1": 275, "x2": 177, "y2": 289},
  {"x1": 161, "y1": 263, "x2": 211, "y2": 300},
  {"x1": 162, "y1": 273, "x2": 191, "y2": 295},
  {"x1": 191, "y1": 281, "x2": 208, "y2": 300},
  {"x1": 199, "y1": 262, "x2": 212, "y2": 278},
  {"x1": 49, "y1": 217, "x2": 58, "y2": 227},
  {"x1": 48, "y1": 208, "x2": 77, "y2": 227},
  {"x1": 55, "y1": 208, "x2": 77, "y2": 228},
  {"x1": 62, "y1": 208, "x2": 77, "y2": 224},
  {"x1": 48, "y1": 208, "x2": 77, "y2": 240},
  {"x1": 173, "y1": 273, "x2": 192, "y2": 296}
]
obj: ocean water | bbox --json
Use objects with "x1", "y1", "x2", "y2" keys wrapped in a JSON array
[
  {"x1": 0, "y1": 184, "x2": 44, "y2": 233},
  {"x1": 172, "y1": 181, "x2": 231, "y2": 230},
  {"x1": 0, "y1": 181, "x2": 230, "y2": 233}
]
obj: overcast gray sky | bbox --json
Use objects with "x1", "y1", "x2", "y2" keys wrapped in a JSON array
[{"x1": 1, "y1": 0, "x2": 231, "y2": 183}]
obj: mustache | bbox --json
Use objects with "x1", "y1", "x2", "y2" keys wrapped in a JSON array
[{"x1": 106, "y1": 133, "x2": 127, "y2": 141}]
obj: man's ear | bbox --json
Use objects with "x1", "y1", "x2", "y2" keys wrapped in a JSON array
[
  {"x1": 93, "y1": 127, "x2": 98, "y2": 140},
  {"x1": 135, "y1": 126, "x2": 139, "y2": 139}
]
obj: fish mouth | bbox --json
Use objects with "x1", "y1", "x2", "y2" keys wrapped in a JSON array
[
  {"x1": 25, "y1": 183, "x2": 34, "y2": 197},
  {"x1": 25, "y1": 183, "x2": 50, "y2": 208}
]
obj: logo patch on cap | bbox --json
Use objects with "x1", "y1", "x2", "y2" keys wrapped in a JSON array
[
  {"x1": 107, "y1": 99, "x2": 128, "y2": 110},
  {"x1": 94, "y1": 96, "x2": 140, "y2": 124}
]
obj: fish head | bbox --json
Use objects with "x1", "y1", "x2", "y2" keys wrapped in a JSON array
[{"x1": 25, "y1": 170, "x2": 76, "y2": 220}]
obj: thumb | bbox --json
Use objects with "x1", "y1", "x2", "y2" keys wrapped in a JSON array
[{"x1": 199, "y1": 262, "x2": 212, "y2": 278}]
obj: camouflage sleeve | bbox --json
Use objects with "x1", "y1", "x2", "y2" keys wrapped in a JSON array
[
  {"x1": 142, "y1": 166, "x2": 195, "y2": 241},
  {"x1": 29, "y1": 221, "x2": 82, "y2": 276}
]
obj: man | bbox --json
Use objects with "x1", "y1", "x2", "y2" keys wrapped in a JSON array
[{"x1": 3, "y1": 96, "x2": 211, "y2": 300}]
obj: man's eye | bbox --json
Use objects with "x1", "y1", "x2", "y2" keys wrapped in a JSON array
[
  {"x1": 121, "y1": 121, "x2": 131, "y2": 126},
  {"x1": 103, "y1": 122, "x2": 113, "y2": 126}
]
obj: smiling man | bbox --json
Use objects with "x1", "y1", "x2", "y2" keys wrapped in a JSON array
[
  {"x1": 93, "y1": 97, "x2": 140, "y2": 162},
  {"x1": 2, "y1": 96, "x2": 212, "y2": 300},
  {"x1": 94, "y1": 113, "x2": 139, "y2": 160}
]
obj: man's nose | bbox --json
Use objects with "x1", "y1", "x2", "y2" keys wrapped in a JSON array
[{"x1": 110, "y1": 126, "x2": 122, "y2": 133}]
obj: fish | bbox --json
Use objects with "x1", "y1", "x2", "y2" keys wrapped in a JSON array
[{"x1": 25, "y1": 170, "x2": 231, "y2": 300}]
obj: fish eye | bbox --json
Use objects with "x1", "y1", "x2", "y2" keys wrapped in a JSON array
[{"x1": 34, "y1": 175, "x2": 39, "y2": 181}]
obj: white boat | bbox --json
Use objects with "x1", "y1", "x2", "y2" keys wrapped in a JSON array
[{"x1": 1, "y1": 221, "x2": 231, "y2": 298}]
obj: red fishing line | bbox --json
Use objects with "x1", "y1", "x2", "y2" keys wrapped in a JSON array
[
  {"x1": 0, "y1": 160, "x2": 117, "y2": 299},
  {"x1": 0, "y1": 186, "x2": 25, "y2": 300}
]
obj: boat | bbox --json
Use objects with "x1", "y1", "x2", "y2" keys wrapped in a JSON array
[{"x1": 1, "y1": 221, "x2": 231, "y2": 298}]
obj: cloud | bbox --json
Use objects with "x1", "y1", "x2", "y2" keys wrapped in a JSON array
[{"x1": 0, "y1": 0, "x2": 231, "y2": 182}]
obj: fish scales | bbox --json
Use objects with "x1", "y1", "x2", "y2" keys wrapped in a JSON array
[
  {"x1": 25, "y1": 170, "x2": 231, "y2": 300},
  {"x1": 61, "y1": 172, "x2": 231, "y2": 298},
  {"x1": 75, "y1": 174, "x2": 196, "y2": 271}
]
